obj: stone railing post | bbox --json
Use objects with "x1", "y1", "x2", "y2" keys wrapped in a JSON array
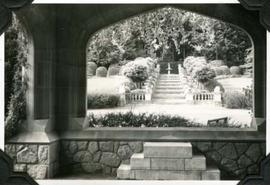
[
  {"x1": 185, "y1": 88, "x2": 194, "y2": 103},
  {"x1": 214, "y1": 86, "x2": 222, "y2": 105},
  {"x1": 119, "y1": 84, "x2": 126, "y2": 106},
  {"x1": 145, "y1": 86, "x2": 152, "y2": 101}
]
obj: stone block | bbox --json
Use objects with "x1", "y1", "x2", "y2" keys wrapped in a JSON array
[
  {"x1": 88, "y1": 141, "x2": 99, "y2": 154},
  {"x1": 144, "y1": 142, "x2": 192, "y2": 158},
  {"x1": 201, "y1": 168, "x2": 220, "y2": 180},
  {"x1": 117, "y1": 164, "x2": 135, "y2": 179},
  {"x1": 73, "y1": 151, "x2": 93, "y2": 162},
  {"x1": 38, "y1": 145, "x2": 49, "y2": 164},
  {"x1": 99, "y1": 141, "x2": 114, "y2": 152},
  {"x1": 151, "y1": 158, "x2": 184, "y2": 170},
  {"x1": 17, "y1": 145, "x2": 38, "y2": 164},
  {"x1": 27, "y1": 165, "x2": 48, "y2": 179},
  {"x1": 128, "y1": 142, "x2": 143, "y2": 153},
  {"x1": 81, "y1": 162, "x2": 102, "y2": 173},
  {"x1": 100, "y1": 152, "x2": 121, "y2": 167},
  {"x1": 185, "y1": 155, "x2": 206, "y2": 170},
  {"x1": 14, "y1": 164, "x2": 27, "y2": 172},
  {"x1": 130, "y1": 153, "x2": 150, "y2": 169},
  {"x1": 77, "y1": 141, "x2": 88, "y2": 151},
  {"x1": 134, "y1": 170, "x2": 201, "y2": 180},
  {"x1": 117, "y1": 145, "x2": 133, "y2": 160}
]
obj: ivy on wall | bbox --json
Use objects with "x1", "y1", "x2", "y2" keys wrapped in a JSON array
[{"x1": 5, "y1": 14, "x2": 29, "y2": 140}]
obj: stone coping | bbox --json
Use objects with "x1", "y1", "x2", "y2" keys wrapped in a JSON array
[
  {"x1": 60, "y1": 127, "x2": 265, "y2": 141},
  {"x1": 7, "y1": 131, "x2": 59, "y2": 144}
]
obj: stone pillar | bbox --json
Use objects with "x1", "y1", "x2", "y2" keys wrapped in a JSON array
[
  {"x1": 214, "y1": 86, "x2": 222, "y2": 105},
  {"x1": 185, "y1": 88, "x2": 194, "y2": 103}
]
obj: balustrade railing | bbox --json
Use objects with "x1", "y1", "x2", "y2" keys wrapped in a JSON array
[{"x1": 120, "y1": 64, "x2": 160, "y2": 104}]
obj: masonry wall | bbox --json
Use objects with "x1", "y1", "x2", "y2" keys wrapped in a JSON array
[{"x1": 54, "y1": 140, "x2": 266, "y2": 180}]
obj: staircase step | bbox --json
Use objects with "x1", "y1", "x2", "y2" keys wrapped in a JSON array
[
  {"x1": 185, "y1": 155, "x2": 206, "y2": 170},
  {"x1": 158, "y1": 80, "x2": 181, "y2": 83},
  {"x1": 130, "y1": 153, "x2": 150, "y2": 170},
  {"x1": 201, "y1": 167, "x2": 220, "y2": 180},
  {"x1": 133, "y1": 169, "x2": 201, "y2": 180},
  {"x1": 152, "y1": 99, "x2": 187, "y2": 104},
  {"x1": 157, "y1": 82, "x2": 180, "y2": 86},
  {"x1": 154, "y1": 89, "x2": 185, "y2": 94},
  {"x1": 153, "y1": 94, "x2": 185, "y2": 99},
  {"x1": 155, "y1": 86, "x2": 183, "y2": 90},
  {"x1": 150, "y1": 158, "x2": 185, "y2": 170},
  {"x1": 144, "y1": 142, "x2": 192, "y2": 158},
  {"x1": 117, "y1": 164, "x2": 135, "y2": 179}
]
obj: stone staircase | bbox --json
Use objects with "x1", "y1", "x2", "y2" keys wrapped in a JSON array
[
  {"x1": 117, "y1": 142, "x2": 220, "y2": 180},
  {"x1": 152, "y1": 74, "x2": 187, "y2": 104}
]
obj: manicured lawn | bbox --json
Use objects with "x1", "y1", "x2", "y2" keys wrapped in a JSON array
[
  {"x1": 217, "y1": 77, "x2": 252, "y2": 92},
  {"x1": 87, "y1": 76, "x2": 129, "y2": 95}
]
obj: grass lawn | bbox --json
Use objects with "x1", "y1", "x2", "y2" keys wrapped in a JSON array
[
  {"x1": 87, "y1": 76, "x2": 131, "y2": 95},
  {"x1": 217, "y1": 76, "x2": 252, "y2": 92}
]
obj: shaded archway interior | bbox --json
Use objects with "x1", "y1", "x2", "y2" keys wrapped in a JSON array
[{"x1": 14, "y1": 4, "x2": 266, "y2": 132}]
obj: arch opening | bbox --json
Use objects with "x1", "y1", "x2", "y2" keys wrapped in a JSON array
[{"x1": 85, "y1": 7, "x2": 254, "y2": 129}]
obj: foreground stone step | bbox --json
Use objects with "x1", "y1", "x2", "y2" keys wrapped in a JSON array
[
  {"x1": 150, "y1": 158, "x2": 184, "y2": 170},
  {"x1": 144, "y1": 142, "x2": 192, "y2": 158},
  {"x1": 130, "y1": 153, "x2": 150, "y2": 170},
  {"x1": 185, "y1": 155, "x2": 206, "y2": 170},
  {"x1": 134, "y1": 169, "x2": 201, "y2": 180},
  {"x1": 117, "y1": 164, "x2": 134, "y2": 179},
  {"x1": 157, "y1": 82, "x2": 181, "y2": 86},
  {"x1": 201, "y1": 167, "x2": 220, "y2": 180}
]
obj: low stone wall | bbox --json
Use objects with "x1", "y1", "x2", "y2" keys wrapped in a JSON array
[
  {"x1": 192, "y1": 141, "x2": 266, "y2": 179},
  {"x1": 59, "y1": 140, "x2": 143, "y2": 176},
  {"x1": 5, "y1": 142, "x2": 59, "y2": 179},
  {"x1": 58, "y1": 140, "x2": 266, "y2": 180},
  {"x1": 5, "y1": 139, "x2": 266, "y2": 179}
]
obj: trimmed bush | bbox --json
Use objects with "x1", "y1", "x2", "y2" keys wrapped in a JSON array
[
  {"x1": 87, "y1": 62, "x2": 97, "y2": 76},
  {"x1": 209, "y1": 60, "x2": 224, "y2": 67},
  {"x1": 223, "y1": 91, "x2": 250, "y2": 109},
  {"x1": 87, "y1": 112, "x2": 241, "y2": 128},
  {"x1": 107, "y1": 65, "x2": 120, "y2": 76},
  {"x1": 219, "y1": 65, "x2": 231, "y2": 75},
  {"x1": 96, "y1": 66, "x2": 108, "y2": 77},
  {"x1": 120, "y1": 60, "x2": 148, "y2": 82},
  {"x1": 193, "y1": 66, "x2": 216, "y2": 83},
  {"x1": 230, "y1": 66, "x2": 242, "y2": 75},
  {"x1": 87, "y1": 94, "x2": 120, "y2": 109}
]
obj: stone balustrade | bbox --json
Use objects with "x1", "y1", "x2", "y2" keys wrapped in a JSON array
[{"x1": 121, "y1": 64, "x2": 160, "y2": 104}]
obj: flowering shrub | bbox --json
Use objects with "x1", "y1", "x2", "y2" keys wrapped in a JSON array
[
  {"x1": 121, "y1": 62, "x2": 148, "y2": 82},
  {"x1": 120, "y1": 57, "x2": 156, "y2": 83},
  {"x1": 183, "y1": 56, "x2": 208, "y2": 75},
  {"x1": 193, "y1": 66, "x2": 216, "y2": 83}
]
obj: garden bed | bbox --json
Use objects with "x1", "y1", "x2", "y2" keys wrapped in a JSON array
[{"x1": 87, "y1": 111, "x2": 241, "y2": 128}]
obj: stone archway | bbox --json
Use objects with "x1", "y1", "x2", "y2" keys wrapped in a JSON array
[{"x1": 5, "y1": 4, "x2": 266, "y2": 179}]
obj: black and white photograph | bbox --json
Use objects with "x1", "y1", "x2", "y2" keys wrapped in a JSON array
[{"x1": 1, "y1": 1, "x2": 268, "y2": 184}]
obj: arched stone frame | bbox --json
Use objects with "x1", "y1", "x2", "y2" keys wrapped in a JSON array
[{"x1": 0, "y1": 2, "x2": 269, "y2": 182}]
